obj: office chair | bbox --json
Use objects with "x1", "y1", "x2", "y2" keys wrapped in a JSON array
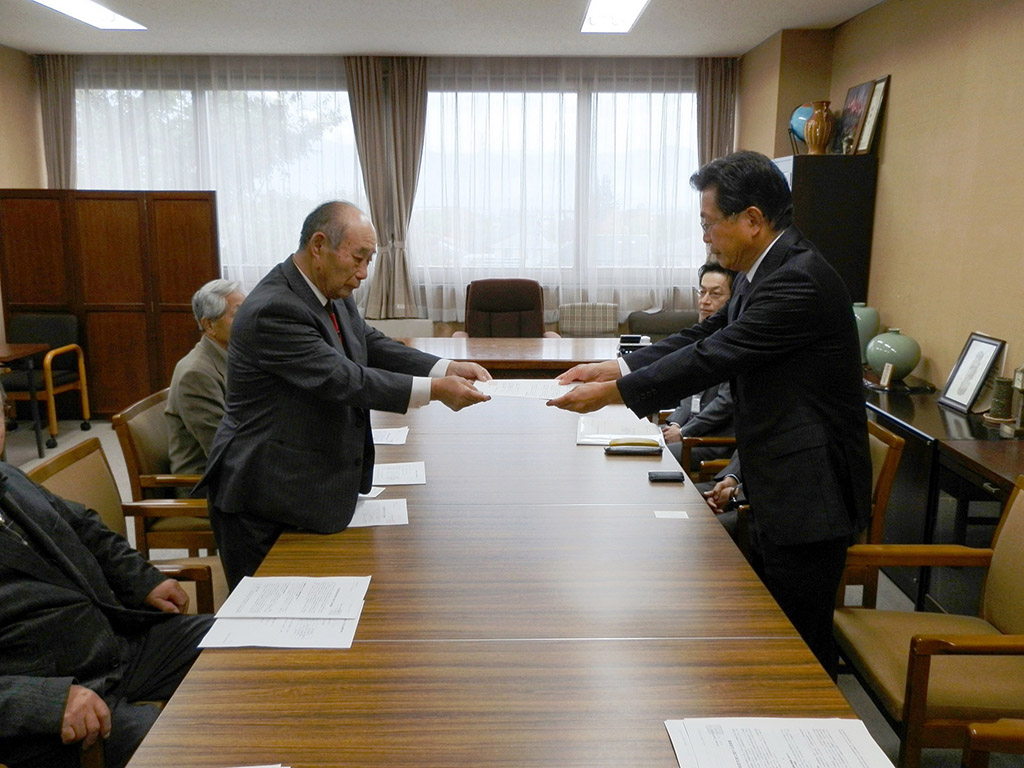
[
  {"x1": 626, "y1": 308, "x2": 699, "y2": 342},
  {"x1": 557, "y1": 302, "x2": 619, "y2": 337},
  {"x1": 0, "y1": 313, "x2": 91, "y2": 448},
  {"x1": 112, "y1": 388, "x2": 216, "y2": 558},
  {"x1": 834, "y1": 474, "x2": 1024, "y2": 768},
  {"x1": 963, "y1": 719, "x2": 1024, "y2": 768},
  {"x1": 26, "y1": 437, "x2": 226, "y2": 613},
  {"x1": 453, "y1": 278, "x2": 560, "y2": 338}
]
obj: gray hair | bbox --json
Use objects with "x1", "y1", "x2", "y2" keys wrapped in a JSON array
[
  {"x1": 192, "y1": 279, "x2": 243, "y2": 330},
  {"x1": 298, "y1": 200, "x2": 361, "y2": 251}
]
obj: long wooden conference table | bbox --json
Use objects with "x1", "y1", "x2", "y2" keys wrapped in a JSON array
[{"x1": 128, "y1": 380, "x2": 856, "y2": 766}]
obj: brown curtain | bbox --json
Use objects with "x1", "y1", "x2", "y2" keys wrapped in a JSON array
[
  {"x1": 696, "y1": 57, "x2": 739, "y2": 168},
  {"x1": 34, "y1": 54, "x2": 77, "y2": 188},
  {"x1": 344, "y1": 56, "x2": 426, "y2": 319}
]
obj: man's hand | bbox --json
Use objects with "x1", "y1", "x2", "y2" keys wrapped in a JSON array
[
  {"x1": 446, "y1": 360, "x2": 492, "y2": 382},
  {"x1": 431, "y1": 376, "x2": 490, "y2": 411},
  {"x1": 546, "y1": 380, "x2": 623, "y2": 413},
  {"x1": 661, "y1": 424, "x2": 682, "y2": 444},
  {"x1": 61, "y1": 685, "x2": 111, "y2": 749},
  {"x1": 555, "y1": 360, "x2": 621, "y2": 384},
  {"x1": 145, "y1": 578, "x2": 189, "y2": 614},
  {"x1": 703, "y1": 476, "x2": 739, "y2": 514}
]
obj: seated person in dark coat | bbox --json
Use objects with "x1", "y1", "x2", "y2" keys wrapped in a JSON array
[
  {"x1": 661, "y1": 261, "x2": 737, "y2": 471},
  {"x1": 0, "y1": 391, "x2": 214, "y2": 768}
]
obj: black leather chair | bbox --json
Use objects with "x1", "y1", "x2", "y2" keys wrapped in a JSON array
[
  {"x1": 626, "y1": 308, "x2": 699, "y2": 342},
  {"x1": 1, "y1": 313, "x2": 91, "y2": 448}
]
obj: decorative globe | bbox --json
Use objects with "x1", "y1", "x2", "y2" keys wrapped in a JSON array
[
  {"x1": 866, "y1": 328, "x2": 921, "y2": 382},
  {"x1": 789, "y1": 103, "x2": 814, "y2": 143}
]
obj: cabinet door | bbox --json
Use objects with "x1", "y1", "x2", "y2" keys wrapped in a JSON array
[{"x1": 0, "y1": 193, "x2": 74, "y2": 310}]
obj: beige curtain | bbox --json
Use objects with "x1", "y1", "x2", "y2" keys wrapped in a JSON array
[
  {"x1": 345, "y1": 56, "x2": 426, "y2": 319},
  {"x1": 696, "y1": 58, "x2": 739, "y2": 168},
  {"x1": 34, "y1": 54, "x2": 77, "y2": 188}
]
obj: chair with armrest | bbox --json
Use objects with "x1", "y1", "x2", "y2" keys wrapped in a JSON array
[
  {"x1": 626, "y1": 308, "x2": 699, "y2": 342},
  {"x1": 837, "y1": 419, "x2": 905, "y2": 608},
  {"x1": 557, "y1": 302, "x2": 618, "y2": 337},
  {"x1": 26, "y1": 437, "x2": 226, "y2": 614},
  {"x1": 833, "y1": 474, "x2": 1024, "y2": 768},
  {"x1": 0, "y1": 313, "x2": 91, "y2": 448},
  {"x1": 963, "y1": 719, "x2": 1024, "y2": 768},
  {"x1": 453, "y1": 278, "x2": 560, "y2": 338},
  {"x1": 111, "y1": 388, "x2": 215, "y2": 559}
]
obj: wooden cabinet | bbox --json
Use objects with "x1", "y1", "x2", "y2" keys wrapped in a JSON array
[
  {"x1": 774, "y1": 154, "x2": 877, "y2": 302},
  {"x1": 0, "y1": 190, "x2": 219, "y2": 415}
]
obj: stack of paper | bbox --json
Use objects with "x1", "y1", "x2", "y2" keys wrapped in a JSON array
[
  {"x1": 665, "y1": 717, "x2": 894, "y2": 767},
  {"x1": 576, "y1": 406, "x2": 662, "y2": 445},
  {"x1": 199, "y1": 576, "x2": 370, "y2": 649}
]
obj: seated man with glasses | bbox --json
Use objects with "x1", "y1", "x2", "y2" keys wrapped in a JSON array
[{"x1": 661, "y1": 261, "x2": 737, "y2": 471}]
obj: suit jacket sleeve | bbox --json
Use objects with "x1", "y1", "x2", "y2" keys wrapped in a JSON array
[
  {"x1": 679, "y1": 383, "x2": 732, "y2": 437},
  {"x1": 175, "y1": 364, "x2": 225, "y2": 458},
  {"x1": 0, "y1": 675, "x2": 74, "y2": 738}
]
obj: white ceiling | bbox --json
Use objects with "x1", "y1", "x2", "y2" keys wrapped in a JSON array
[{"x1": 0, "y1": 0, "x2": 881, "y2": 57}]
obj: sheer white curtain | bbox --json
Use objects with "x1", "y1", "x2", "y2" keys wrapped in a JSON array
[
  {"x1": 409, "y1": 57, "x2": 703, "y2": 323},
  {"x1": 75, "y1": 56, "x2": 367, "y2": 293}
]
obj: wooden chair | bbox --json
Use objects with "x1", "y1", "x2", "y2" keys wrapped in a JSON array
[
  {"x1": 834, "y1": 474, "x2": 1024, "y2": 768},
  {"x1": 557, "y1": 302, "x2": 618, "y2": 337},
  {"x1": 962, "y1": 719, "x2": 1024, "y2": 768},
  {"x1": 26, "y1": 437, "x2": 227, "y2": 614},
  {"x1": 111, "y1": 388, "x2": 216, "y2": 558},
  {"x1": 838, "y1": 419, "x2": 905, "y2": 608},
  {"x1": 452, "y1": 279, "x2": 560, "y2": 338},
  {"x1": 0, "y1": 313, "x2": 92, "y2": 448}
]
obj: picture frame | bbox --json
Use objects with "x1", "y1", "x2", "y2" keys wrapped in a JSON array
[
  {"x1": 938, "y1": 332, "x2": 1006, "y2": 413},
  {"x1": 830, "y1": 80, "x2": 875, "y2": 155},
  {"x1": 855, "y1": 75, "x2": 891, "y2": 154}
]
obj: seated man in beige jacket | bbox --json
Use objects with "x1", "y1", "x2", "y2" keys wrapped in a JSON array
[{"x1": 165, "y1": 279, "x2": 246, "y2": 476}]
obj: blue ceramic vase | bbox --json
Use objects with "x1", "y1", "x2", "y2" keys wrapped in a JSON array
[
  {"x1": 852, "y1": 303, "x2": 879, "y2": 365},
  {"x1": 866, "y1": 328, "x2": 921, "y2": 382}
]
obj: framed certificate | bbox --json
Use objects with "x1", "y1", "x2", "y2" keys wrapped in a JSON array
[{"x1": 938, "y1": 332, "x2": 1005, "y2": 413}]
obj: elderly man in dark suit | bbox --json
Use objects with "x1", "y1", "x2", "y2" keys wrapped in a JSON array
[
  {"x1": 0, "y1": 397, "x2": 213, "y2": 768},
  {"x1": 199, "y1": 201, "x2": 491, "y2": 589},
  {"x1": 549, "y1": 150, "x2": 871, "y2": 677}
]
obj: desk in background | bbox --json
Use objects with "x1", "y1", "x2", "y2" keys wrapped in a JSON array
[
  {"x1": 0, "y1": 341, "x2": 49, "y2": 459},
  {"x1": 127, "y1": 396, "x2": 854, "y2": 767},
  {"x1": 397, "y1": 336, "x2": 620, "y2": 378}
]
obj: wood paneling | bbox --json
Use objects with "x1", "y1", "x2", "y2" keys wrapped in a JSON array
[
  {"x1": 0, "y1": 197, "x2": 71, "y2": 306},
  {"x1": 85, "y1": 312, "x2": 152, "y2": 414},
  {"x1": 0, "y1": 189, "x2": 219, "y2": 415}
]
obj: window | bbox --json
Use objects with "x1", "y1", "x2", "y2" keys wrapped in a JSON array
[{"x1": 409, "y1": 57, "x2": 702, "y2": 322}]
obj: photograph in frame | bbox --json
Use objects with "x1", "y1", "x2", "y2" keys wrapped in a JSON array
[
  {"x1": 856, "y1": 75, "x2": 891, "y2": 154},
  {"x1": 831, "y1": 80, "x2": 875, "y2": 155},
  {"x1": 937, "y1": 332, "x2": 1006, "y2": 413}
]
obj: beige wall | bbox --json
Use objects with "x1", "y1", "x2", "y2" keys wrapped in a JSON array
[
  {"x1": 738, "y1": 0, "x2": 1024, "y2": 386},
  {"x1": 0, "y1": 45, "x2": 45, "y2": 188}
]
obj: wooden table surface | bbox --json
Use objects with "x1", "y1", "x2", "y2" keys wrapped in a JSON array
[
  {"x1": 128, "y1": 394, "x2": 855, "y2": 767},
  {"x1": 397, "y1": 336, "x2": 621, "y2": 374}
]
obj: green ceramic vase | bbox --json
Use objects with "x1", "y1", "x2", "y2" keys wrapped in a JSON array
[
  {"x1": 852, "y1": 303, "x2": 879, "y2": 365},
  {"x1": 866, "y1": 328, "x2": 920, "y2": 381}
]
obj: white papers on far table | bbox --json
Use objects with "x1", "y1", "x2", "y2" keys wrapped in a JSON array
[
  {"x1": 372, "y1": 426, "x2": 409, "y2": 444},
  {"x1": 216, "y1": 576, "x2": 370, "y2": 619},
  {"x1": 372, "y1": 461, "x2": 426, "y2": 485},
  {"x1": 350, "y1": 498, "x2": 409, "y2": 527},
  {"x1": 576, "y1": 406, "x2": 662, "y2": 445},
  {"x1": 665, "y1": 718, "x2": 894, "y2": 768},
  {"x1": 474, "y1": 378, "x2": 579, "y2": 399}
]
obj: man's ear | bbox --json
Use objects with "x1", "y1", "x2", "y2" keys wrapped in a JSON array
[
  {"x1": 200, "y1": 317, "x2": 215, "y2": 336},
  {"x1": 742, "y1": 206, "x2": 767, "y2": 233}
]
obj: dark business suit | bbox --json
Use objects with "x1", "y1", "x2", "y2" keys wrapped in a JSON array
[
  {"x1": 617, "y1": 226, "x2": 870, "y2": 675},
  {"x1": 200, "y1": 256, "x2": 442, "y2": 587},
  {"x1": 665, "y1": 382, "x2": 734, "y2": 470},
  {"x1": 0, "y1": 465, "x2": 211, "y2": 768}
]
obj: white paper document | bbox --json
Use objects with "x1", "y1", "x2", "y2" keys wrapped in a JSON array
[
  {"x1": 199, "y1": 616, "x2": 360, "y2": 649},
  {"x1": 350, "y1": 498, "x2": 409, "y2": 527},
  {"x1": 359, "y1": 486, "x2": 385, "y2": 498},
  {"x1": 372, "y1": 426, "x2": 409, "y2": 444},
  {"x1": 474, "y1": 378, "x2": 579, "y2": 399},
  {"x1": 576, "y1": 406, "x2": 662, "y2": 445},
  {"x1": 665, "y1": 718, "x2": 894, "y2": 768},
  {"x1": 655, "y1": 510, "x2": 690, "y2": 519},
  {"x1": 216, "y1": 576, "x2": 371, "y2": 619},
  {"x1": 372, "y1": 461, "x2": 426, "y2": 485}
]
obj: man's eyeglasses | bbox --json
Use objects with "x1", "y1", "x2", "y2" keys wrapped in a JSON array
[
  {"x1": 699, "y1": 213, "x2": 736, "y2": 233},
  {"x1": 693, "y1": 287, "x2": 728, "y2": 300}
]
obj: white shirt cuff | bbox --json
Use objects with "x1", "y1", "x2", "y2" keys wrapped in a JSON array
[
  {"x1": 617, "y1": 356, "x2": 631, "y2": 376},
  {"x1": 409, "y1": 358, "x2": 453, "y2": 409}
]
